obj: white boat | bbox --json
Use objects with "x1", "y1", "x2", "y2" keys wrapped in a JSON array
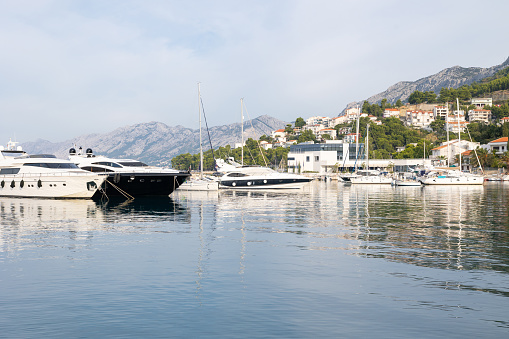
[
  {"x1": 394, "y1": 179, "x2": 422, "y2": 186},
  {"x1": 350, "y1": 170, "x2": 393, "y2": 184},
  {"x1": 0, "y1": 140, "x2": 105, "y2": 198},
  {"x1": 216, "y1": 158, "x2": 312, "y2": 189},
  {"x1": 421, "y1": 170, "x2": 484, "y2": 185},
  {"x1": 69, "y1": 147, "x2": 190, "y2": 197},
  {"x1": 177, "y1": 83, "x2": 219, "y2": 191}
]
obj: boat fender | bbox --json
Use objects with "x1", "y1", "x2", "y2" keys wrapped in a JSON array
[
  {"x1": 114, "y1": 173, "x2": 121, "y2": 183},
  {"x1": 0, "y1": 180, "x2": 4, "y2": 188},
  {"x1": 20, "y1": 180, "x2": 24, "y2": 188},
  {"x1": 10, "y1": 180, "x2": 15, "y2": 188},
  {"x1": 38, "y1": 179, "x2": 42, "y2": 188}
]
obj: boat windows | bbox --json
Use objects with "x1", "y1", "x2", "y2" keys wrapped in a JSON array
[
  {"x1": 0, "y1": 168, "x2": 20, "y2": 175},
  {"x1": 92, "y1": 162, "x2": 123, "y2": 168},
  {"x1": 118, "y1": 161, "x2": 148, "y2": 167},
  {"x1": 24, "y1": 163, "x2": 79, "y2": 169},
  {"x1": 227, "y1": 172, "x2": 248, "y2": 177},
  {"x1": 81, "y1": 166, "x2": 114, "y2": 172}
]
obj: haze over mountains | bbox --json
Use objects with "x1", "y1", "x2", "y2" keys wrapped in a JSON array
[
  {"x1": 21, "y1": 57, "x2": 509, "y2": 166},
  {"x1": 22, "y1": 115, "x2": 286, "y2": 166}
]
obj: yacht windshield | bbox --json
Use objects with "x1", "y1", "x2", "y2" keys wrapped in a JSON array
[
  {"x1": 92, "y1": 162, "x2": 123, "y2": 168},
  {"x1": 118, "y1": 161, "x2": 148, "y2": 167},
  {"x1": 24, "y1": 163, "x2": 79, "y2": 169}
]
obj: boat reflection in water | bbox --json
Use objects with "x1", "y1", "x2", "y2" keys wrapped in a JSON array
[{"x1": 0, "y1": 196, "x2": 190, "y2": 247}]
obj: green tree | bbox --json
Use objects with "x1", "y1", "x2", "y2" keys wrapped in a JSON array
[
  {"x1": 295, "y1": 117, "x2": 306, "y2": 128},
  {"x1": 297, "y1": 129, "x2": 316, "y2": 143}
]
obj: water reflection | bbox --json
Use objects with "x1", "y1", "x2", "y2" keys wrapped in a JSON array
[{"x1": 0, "y1": 197, "x2": 189, "y2": 254}]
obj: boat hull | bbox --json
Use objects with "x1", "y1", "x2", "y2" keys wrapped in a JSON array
[
  {"x1": 219, "y1": 177, "x2": 311, "y2": 189},
  {"x1": 97, "y1": 172, "x2": 190, "y2": 197},
  {"x1": 421, "y1": 176, "x2": 484, "y2": 185},
  {"x1": 0, "y1": 173, "x2": 104, "y2": 198},
  {"x1": 178, "y1": 179, "x2": 219, "y2": 191},
  {"x1": 350, "y1": 177, "x2": 393, "y2": 184}
]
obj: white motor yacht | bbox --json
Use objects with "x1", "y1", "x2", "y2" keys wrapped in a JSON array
[
  {"x1": 0, "y1": 140, "x2": 105, "y2": 198},
  {"x1": 69, "y1": 147, "x2": 190, "y2": 197},
  {"x1": 215, "y1": 158, "x2": 312, "y2": 189}
]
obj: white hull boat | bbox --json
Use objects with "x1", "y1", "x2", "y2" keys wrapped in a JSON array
[{"x1": 0, "y1": 140, "x2": 104, "y2": 199}]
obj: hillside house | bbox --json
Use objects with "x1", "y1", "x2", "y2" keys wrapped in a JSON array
[
  {"x1": 468, "y1": 109, "x2": 491, "y2": 123},
  {"x1": 383, "y1": 108, "x2": 400, "y2": 118},
  {"x1": 471, "y1": 98, "x2": 492, "y2": 108},
  {"x1": 433, "y1": 105, "x2": 449, "y2": 119},
  {"x1": 486, "y1": 137, "x2": 508, "y2": 154},
  {"x1": 406, "y1": 110, "x2": 435, "y2": 128},
  {"x1": 271, "y1": 129, "x2": 287, "y2": 142},
  {"x1": 317, "y1": 128, "x2": 337, "y2": 140}
]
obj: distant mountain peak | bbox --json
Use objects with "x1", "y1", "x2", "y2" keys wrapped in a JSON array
[{"x1": 343, "y1": 56, "x2": 509, "y2": 113}]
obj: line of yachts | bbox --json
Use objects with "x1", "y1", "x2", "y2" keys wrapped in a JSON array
[
  {"x1": 1, "y1": 139, "x2": 503, "y2": 200},
  {"x1": 0, "y1": 140, "x2": 312, "y2": 199}
]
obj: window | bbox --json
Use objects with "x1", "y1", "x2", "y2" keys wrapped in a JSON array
[
  {"x1": 81, "y1": 166, "x2": 114, "y2": 172},
  {"x1": 0, "y1": 168, "x2": 20, "y2": 175},
  {"x1": 306, "y1": 156, "x2": 310, "y2": 162},
  {"x1": 92, "y1": 162, "x2": 122, "y2": 168},
  {"x1": 315, "y1": 156, "x2": 319, "y2": 161},
  {"x1": 119, "y1": 161, "x2": 147, "y2": 167},
  {"x1": 24, "y1": 163, "x2": 79, "y2": 169}
]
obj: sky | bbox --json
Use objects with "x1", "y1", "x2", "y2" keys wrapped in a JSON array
[{"x1": 1, "y1": 0, "x2": 509, "y2": 142}]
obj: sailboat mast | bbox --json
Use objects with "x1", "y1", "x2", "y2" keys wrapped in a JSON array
[
  {"x1": 457, "y1": 97, "x2": 461, "y2": 171},
  {"x1": 446, "y1": 102, "x2": 450, "y2": 167},
  {"x1": 366, "y1": 123, "x2": 370, "y2": 170},
  {"x1": 355, "y1": 105, "x2": 360, "y2": 173},
  {"x1": 198, "y1": 83, "x2": 203, "y2": 180},
  {"x1": 241, "y1": 98, "x2": 244, "y2": 166}
]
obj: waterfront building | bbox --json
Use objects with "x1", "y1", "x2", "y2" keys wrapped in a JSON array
[
  {"x1": 430, "y1": 139, "x2": 480, "y2": 162},
  {"x1": 287, "y1": 140, "x2": 431, "y2": 174}
]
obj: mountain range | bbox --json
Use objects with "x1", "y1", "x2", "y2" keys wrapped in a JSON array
[
  {"x1": 21, "y1": 115, "x2": 287, "y2": 166},
  {"x1": 21, "y1": 57, "x2": 509, "y2": 166},
  {"x1": 344, "y1": 56, "x2": 509, "y2": 111}
]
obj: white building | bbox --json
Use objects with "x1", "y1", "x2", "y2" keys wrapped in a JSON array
[
  {"x1": 471, "y1": 98, "x2": 492, "y2": 108},
  {"x1": 260, "y1": 141, "x2": 273, "y2": 150},
  {"x1": 306, "y1": 116, "x2": 331, "y2": 127},
  {"x1": 271, "y1": 129, "x2": 287, "y2": 142},
  {"x1": 433, "y1": 105, "x2": 449, "y2": 119},
  {"x1": 468, "y1": 109, "x2": 491, "y2": 123},
  {"x1": 430, "y1": 139, "x2": 480, "y2": 162},
  {"x1": 383, "y1": 108, "x2": 400, "y2": 118},
  {"x1": 445, "y1": 121, "x2": 469, "y2": 133},
  {"x1": 287, "y1": 140, "x2": 431, "y2": 174},
  {"x1": 317, "y1": 128, "x2": 337, "y2": 140},
  {"x1": 406, "y1": 110, "x2": 435, "y2": 128},
  {"x1": 486, "y1": 137, "x2": 508, "y2": 154},
  {"x1": 344, "y1": 133, "x2": 360, "y2": 143},
  {"x1": 302, "y1": 124, "x2": 325, "y2": 135},
  {"x1": 330, "y1": 116, "x2": 347, "y2": 128}
]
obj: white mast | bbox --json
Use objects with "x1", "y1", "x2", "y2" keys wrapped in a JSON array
[
  {"x1": 457, "y1": 97, "x2": 462, "y2": 171},
  {"x1": 355, "y1": 105, "x2": 360, "y2": 172},
  {"x1": 366, "y1": 123, "x2": 370, "y2": 170},
  {"x1": 446, "y1": 102, "x2": 450, "y2": 167},
  {"x1": 198, "y1": 83, "x2": 203, "y2": 180},
  {"x1": 241, "y1": 98, "x2": 244, "y2": 166}
]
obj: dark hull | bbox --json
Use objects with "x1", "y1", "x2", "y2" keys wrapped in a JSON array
[
  {"x1": 220, "y1": 177, "x2": 311, "y2": 189},
  {"x1": 94, "y1": 172, "x2": 190, "y2": 198}
]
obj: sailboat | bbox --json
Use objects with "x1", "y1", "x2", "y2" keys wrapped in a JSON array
[
  {"x1": 178, "y1": 83, "x2": 219, "y2": 191},
  {"x1": 421, "y1": 98, "x2": 483, "y2": 185},
  {"x1": 350, "y1": 123, "x2": 393, "y2": 184}
]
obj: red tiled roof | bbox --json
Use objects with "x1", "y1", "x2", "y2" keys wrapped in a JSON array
[{"x1": 489, "y1": 137, "x2": 508, "y2": 144}]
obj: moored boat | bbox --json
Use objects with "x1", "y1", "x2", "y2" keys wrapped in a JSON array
[
  {"x1": 0, "y1": 140, "x2": 105, "y2": 198},
  {"x1": 69, "y1": 147, "x2": 190, "y2": 197}
]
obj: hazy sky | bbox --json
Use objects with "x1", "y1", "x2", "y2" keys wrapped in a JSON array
[{"x1": 1, "y1": 0, "x2": 508, "y2": 142}]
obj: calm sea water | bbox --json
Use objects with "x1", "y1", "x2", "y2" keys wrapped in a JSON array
[{"x1": 1, "y1": 182, "x2": 508, "y2": 338}]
